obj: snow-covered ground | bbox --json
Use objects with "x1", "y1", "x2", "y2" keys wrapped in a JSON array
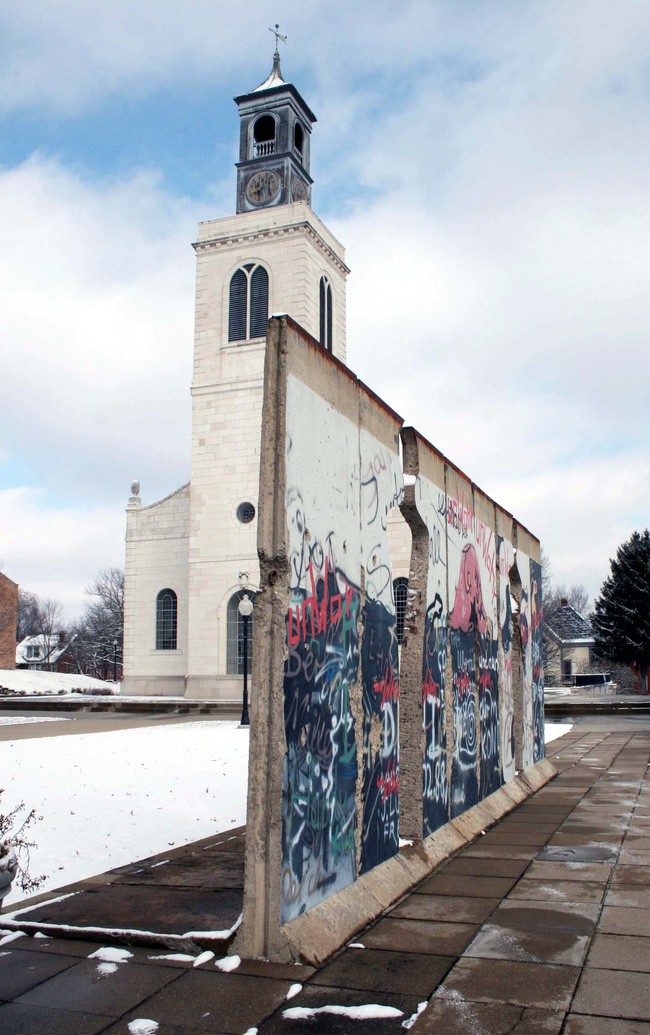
[
  {"x1": 1, "y1": 719, "x2": 571, "y2": 909},
  {"x1": 0, "y1": 669, "x2": 118, "y2": 696},
  {"x1": 2, "y1": 720, "x2": 249, "y2": 906}
]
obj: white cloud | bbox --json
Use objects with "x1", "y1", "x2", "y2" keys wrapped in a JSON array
[
  {"x1": 0, "y1": 487, "x2": 124, "y2": 616},
  {"x1": 1, "y1": 0, "x2": 649, "y2": 615}
]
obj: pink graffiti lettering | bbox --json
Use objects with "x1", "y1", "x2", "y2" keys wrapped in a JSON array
[{"x1": 377, "y1": 762, "x2": 399, "y2": 804}]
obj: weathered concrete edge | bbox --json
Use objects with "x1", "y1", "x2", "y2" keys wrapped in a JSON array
[{"x1": 280, "y1": 757, "x2": 557, "y2": 966}]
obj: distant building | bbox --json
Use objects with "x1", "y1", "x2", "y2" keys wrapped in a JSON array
[
  {"x1": 16, "y1": 633, "x2": 73, "y2": 672},
  {"x1": 544, "y1": 600, "x2": 595, "y2": 684},
  {"x1": 0, "y1": 572, "x2": 18, "y2": 669}
]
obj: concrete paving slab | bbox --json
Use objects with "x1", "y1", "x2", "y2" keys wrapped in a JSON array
[
  {"x1": 461, "y1": 844, "x2": 539, "y2": 859},
  {"x1": 15, "y1": 958, "x2": 180, "y2": 1018},
  {"x1": 463, "y1": 911, "x2": 592, "y2": 966},
  {"x1": 564, "y1": 1016, "x2": 650, "y2": 1034},
  {"x1": 437, "y1": 856, "x2": 530, "y2": 878},
  {"x1": 436, "y1": 956, "x2": 580, "y2": 1010},
  {"x1": 525, "y1": 860, "x2": 612, "y2": 882},
  {"x1": 14, "y1": 883, "x2": 244, "y2": 937},
  {"x1": 361, "y1": 917, "x2": 478, "y2": 956},
  {"x1": 537, "y1": 844, "x2": 617, "y2": 863},
  {"x1": 388, "y1": 893, "x2": 499, "y2": 924},
  {"x1": 612, "y1": 864, "x2": 650, "y2": 886},
  {"x1": 310, "y1": 947, "x2": 455, "y2": 997},
  {"x1": 417, "y1": 873, "x2": 519, "y2": 898},
  {"x1": 599, "y1": 906, "x2": 650, "y2": 936},
  {"x1": 0, "y1": 932, "x2": 93, "y2": 956},
  {"x1": 0, "y1": 1001, "x2": 111, "y2": 1035},
  {"x1": 119, "y1": 970, "x2": 292, "y2": 1034},
  {"x1": 0, "y1": 946, "x2": 79, "y2": 999},
  {"x1": 477, "y1": 829, "x2": 552, "y2": 846},
  {"x1": 409, "y1": 999, "x2": 565, "y2": 1034},
  {"x1": 507, "y1": 878, "x2": 606, "y2": 904},
  {"x1": 605, "y1": 886, "x2": 650, "y2": 908},
  {"x1": 489, "y1": 899, "x2": 599, "y2": 933},
  {"x1": 257, "y1": 982, "x2": 423, "y2": 1034},
  {"x1": 586, "y1": 933, "x2": 650, "y2": 972},
  {"x1": 572, "y1": 967, "x2": 650, "y2": 1020}
]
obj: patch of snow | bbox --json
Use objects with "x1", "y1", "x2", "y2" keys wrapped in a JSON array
[
  {"x1": 399, "y1": 838, "x2": 413, "y2": 847},
  {"x1": 242, "y1": 1029, "x2": 258, "y2": 1035},
  {"x1": 545, "y1": 723, "x2": 573, "y2": 743},
  {"x1": 0, "y1": 930, "x2": 25, "y2": 946},
  {"x1": 0, "y1": 951, "x2": 11, "y2": 957},
  {"x1": 0, "y1": 716, "x2": 71, "y2": 725},
  {"x1": 283, "y1": 1005, "x2": 404, "y2": 1020},
  {"x1": 97, "y1": 961, "x2": 118, "y2": 976},
  {"x1": 148, "y1": 953, "x2": 196, "y2": 962},
  {"x1": 214, "y1": 953, "x2": 240, "y2": 972},
  {"x1": 348, "y1": 943, "x2": 365, "y2": 949},
  {"x1": 2, "y1": 721, "x2": 248, "y2": 904},
  {"x1": 192, "y1": 949, "x2": 215, "y2": 968},
  {"x1": 402, "y1": 1001, "x2": 427, "y2": 1029},
  {"x1": 286, "y1": 982, "x2": 302, "y2": 1000},
  {"x1": 0, "y1": 669, "x2": 118, "y2": 696},
  {"x1": 5, "y1": 892, "x2": 78, "y2": 916},
  {"x1": 128, "y1": 1021, "x2": 159, "y2": 1035},
  {"x1": 88, "y1": 946, "x2": 133, "y2": 963}
]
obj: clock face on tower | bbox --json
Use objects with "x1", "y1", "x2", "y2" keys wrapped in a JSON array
[{"x1": 246, "y1": 170, "x2": 280, "y2": 206}]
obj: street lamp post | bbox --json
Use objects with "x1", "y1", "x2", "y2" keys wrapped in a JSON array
[
  {"x1": 113, "y1": 639, "x2": 118, "y2": 683},
  {"x1": 238, "y1": 593, "x2": 254, "y2": 726}
]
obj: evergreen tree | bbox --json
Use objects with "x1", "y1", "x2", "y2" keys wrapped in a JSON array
[{"x1": 592, "y1": 530, "x2": 650, "y2": 692}]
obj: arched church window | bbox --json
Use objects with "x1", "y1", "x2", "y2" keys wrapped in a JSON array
[
  {"x1": 293, "y1": 121, "x2": 304, "y2": 160},
  {"x1": 394, "y1": 577, "x2": 408, "y2": 646},
  {"x1": 319, "y1": 276, "x2": 333, "y2": 352},
  {"x1": 253, "y1": 114, "x2": 276, "y2": 157},
  {"x1": 228, "y1": 263, "x2": 269, "y2": 342},
  {"x1": 156, "y1": 589, "x2": 178, "y2": 650},
  {"x1": 226, "y1": 590, "x2": 255, "y2": 675}
]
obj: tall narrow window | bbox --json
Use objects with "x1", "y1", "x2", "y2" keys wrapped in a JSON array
[
  {"x1": 293, "y1": 121, "x2": 304, "y2": 160},
  {"x1": 394, "y1": 578, "x2": 408, "y2": 645},
  {"x1": 228, "y1": 264, "x2": 269, "y2": 342},
  {"x1": 319, "y1": 275, "x2": 333, "y2": 352},
  {"x1": 227, "y1": 591, "x2": 255, "y2": 675},
  {"x1": 156, "y1": 589, "x2": 177, "y2": 650}
]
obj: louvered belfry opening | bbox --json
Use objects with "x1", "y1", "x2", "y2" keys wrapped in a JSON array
[
  {"x1": 250, "y1": 265, "x2": 269, "y2": 338},
  {"x1": 319, "y1": 275, "x2": 333, "y2": 352},
  {"x1": 228, "y1": 263, "x2": 269, "y2": 342}
]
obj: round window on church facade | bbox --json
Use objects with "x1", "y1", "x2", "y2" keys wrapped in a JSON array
[{"x1": 237, "y1": 501, "x2": 256, "y2": 524}]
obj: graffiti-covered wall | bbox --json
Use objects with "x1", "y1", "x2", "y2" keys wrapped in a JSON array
[
  {"x1": 280, "y1": 348, "x2": 404, "y2": 922},
  {"x1": 239, "y1": 317, "x2": 544, "y2": 961}
]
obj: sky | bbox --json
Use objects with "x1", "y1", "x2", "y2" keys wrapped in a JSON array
[{"x1": 1, "y1": 0, "x2": 648, "y2": 618}]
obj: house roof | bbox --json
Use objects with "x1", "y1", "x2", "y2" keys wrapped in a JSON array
[{"x1": 546, "y1": 604, "x2": 594, "y2": 645}]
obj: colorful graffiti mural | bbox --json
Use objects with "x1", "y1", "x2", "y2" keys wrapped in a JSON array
[
  {"x1": 359, "y1": 434, "x2": 402, "y2": 872},
  {"x1": 497, "y1": 534, "x2": 516, "y2": 783},
  {"x1": 530, "y1": 558, "x2": 544, "y2": 762}
]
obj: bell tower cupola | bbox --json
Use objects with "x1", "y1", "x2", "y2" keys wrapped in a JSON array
[{"x1": 234, "y1": 26, "x2": 315, "y2": 212}]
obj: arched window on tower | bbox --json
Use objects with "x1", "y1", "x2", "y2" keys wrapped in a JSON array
[
  {"x1": 253, "y1": 114, "x2": 276, "y2": 157},
  {"x1": 293, "y1": 121, "x2": 304, "y2": 161},
  {"x1": 228, "y1": 263, "x2": 269, "y2": 342},
  {"x1": 156, "y1": 589, "x2": 178, "y2": 650},
  {"x1": 393, "y1": 578, "x2": 408, "y2": 646},
  {"x1": 226, "y1": 590, "x2": 255, "y2": 675},
  {"x1": 319, "y1": 275, "x2": 333, "y2": 352}
]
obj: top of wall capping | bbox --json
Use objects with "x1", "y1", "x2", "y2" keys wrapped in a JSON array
[
  {"x1": 403, "y1": 425, "x2": 540, "y2": 547},
  {"x1": 277, "y1": 316, "x2": 404, "y2": 429}
]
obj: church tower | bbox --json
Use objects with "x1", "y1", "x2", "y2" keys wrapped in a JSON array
[{"x1": 123, "y1": 45, "x2": 350, "y2": 699}]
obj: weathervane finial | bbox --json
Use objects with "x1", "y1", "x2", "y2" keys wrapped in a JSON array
[{"x1": 269, "y1": 22, "x2": 287, "y2": 59}]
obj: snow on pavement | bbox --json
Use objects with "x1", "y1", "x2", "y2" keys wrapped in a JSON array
[
  {"x1": 2, "y1": 720, "x2": 249, "y2": 906},
  {"x1": 2, "y1": 718, "x2": 571, "y2": 908}
]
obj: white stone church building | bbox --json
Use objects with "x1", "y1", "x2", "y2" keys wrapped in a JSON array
[{"x1": 123, "y1": 52, "x2": 377, "y2": 698}]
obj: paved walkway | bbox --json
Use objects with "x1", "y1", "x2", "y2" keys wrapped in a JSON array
[{"x1": 1, "y1": 724, "x2": 649, "y2": 1033}]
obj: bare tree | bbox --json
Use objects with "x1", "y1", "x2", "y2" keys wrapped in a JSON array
[{"x1": 68, "y1": 568, "x2": 124, "y2": 680}]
